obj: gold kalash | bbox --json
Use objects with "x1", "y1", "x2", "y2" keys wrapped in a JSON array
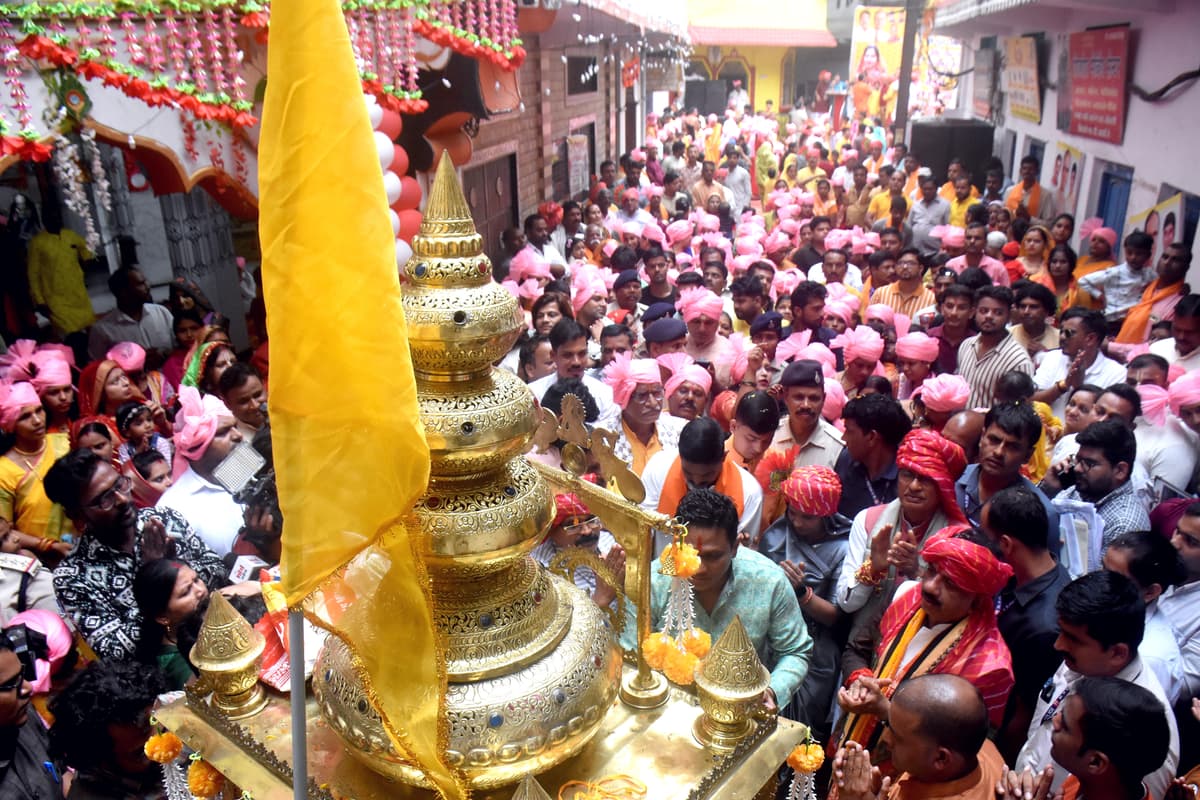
[{"x1": 155, "y1": 154, "x2": 809, "y2": 799}]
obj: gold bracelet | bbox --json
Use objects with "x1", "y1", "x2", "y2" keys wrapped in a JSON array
[{"x1": 855, "y1": 558, "x2": 884, "y2": 587}]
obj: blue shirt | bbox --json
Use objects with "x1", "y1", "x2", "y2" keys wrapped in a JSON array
[
  {"x1": 635, "y1": 547, "x2": 813, "y2": 705},
  {"x1": 955, "y1": 464, "x2": 1061, "y2": 555}
]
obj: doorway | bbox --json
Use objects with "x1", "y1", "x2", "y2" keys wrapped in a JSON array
[
  {"x1": 462, "y1": 154, "x2": 517, "y2": 270},
  {"x1": 1094, "y1": 160, "x2": 1133, "y2": 240}
]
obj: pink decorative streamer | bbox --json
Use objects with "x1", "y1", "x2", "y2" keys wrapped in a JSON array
[
  {"x1": 204, "y1": 9, "x2": 225, "y2": 94},
  {"x1": 97, "y1": 15, "x2": 117, "y2": 60},
  {"x1": 1, "y1": 20, "x2": 33, "y2": 130},
  {"x1": 165, "y1": 9, "x2": 188, "y2": 80},
  {"x1": 403, "y1": 6, "x2": 418, "y2": 93},
  {"x1": 222, "y1": 8, "x2": 245, "y2": 103},
  {"x1": 184, "y1": 12, "x2": 208, "y2": 92},
  {"x1": 143, "y1": 14, "x2": 165, "y2": 75},
  {"x1": 120, "y1": 13, "x2": 145, "y2": 66}
]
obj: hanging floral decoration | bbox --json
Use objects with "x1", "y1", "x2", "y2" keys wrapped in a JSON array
[
  {"x1": 640, "y1": 525, "x2": 710, "y2": 686},
  {"x1": 0, "y1": 0, "x2": 525, "y2": 161},
  {"x1": 784, "y1": 733, "x2": 825, "y2": 800}
]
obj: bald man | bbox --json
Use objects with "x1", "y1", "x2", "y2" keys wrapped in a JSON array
[
  {"x1": 941, "y1": 410, "x2": 986, "y2": 464},
  {"x1": 834, "y1": 675, "x2": 1006, "y2": 800}
]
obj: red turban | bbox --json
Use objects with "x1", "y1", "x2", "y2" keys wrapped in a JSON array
[
  {"x1": 552, "y1": 493, "x2": 590, "y2": 528},
  {"x1": 896, "y1": 429, "x2": 968, "y2": 525},
  {"x1": 781, "y1": 466, "x2": 842, "y2": 517},
  {"x1": 922, "y1": 527, "x2": 1014, "y2": 597}
]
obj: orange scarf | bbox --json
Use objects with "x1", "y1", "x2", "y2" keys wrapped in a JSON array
[
  {"x1": 657, "y1": 456, "x2": 745, "y2": 519},
  {"x1": 1005, "y1": 181, "x2": 1042, "y2": 216},
  {"x1": 1116, "y1": 279, "x2": 1183, "y2": 344}
]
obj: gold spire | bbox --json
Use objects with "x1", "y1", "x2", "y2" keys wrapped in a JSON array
[
  {"x1": 189, "y1": 593, "x2": 268, "y2": 719},
  {"x1": 510, "y1": 775, "x2": 554, "y2": 800},
  {"x1": 693, "y1": 616, "x2": 770, "y2": 753},
  {"x1": 413, "y1": 151, "x2": 485, "y2": 264}
]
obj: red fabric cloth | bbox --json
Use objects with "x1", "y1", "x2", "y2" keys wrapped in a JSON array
[
  {"x1": 895, "y1": 430, "x2": 968, "y2": 524},
  {"x1": 878, "y1": 585, "x2": 1014, "y2": 728},
  {"x1": 922, "y1": 527, "x2": 1014, "y2": 596},
  {"x1": 781, "y1": 465, "x2": 842, "y2": 517}
]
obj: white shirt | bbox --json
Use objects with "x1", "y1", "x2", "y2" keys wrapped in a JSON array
[
  {"x1": 1157, "y1": 580, "x2": 1200, "y2": 699},
  {"x1": 1016, "y1": 655, "x2": 1179, "y2": 798},
  {"x1": 1032, "y1": 349, "x2": 1127, "y2": 420},
  {"x1": 1151, "y1": 337, "x2": 1200, "y2": 373},
  {"x1": 1142, "y1": 600, "x2": 1185, "y2": 706},
  {"x1": 156, "y1": 466, "x2": 245, "y2": 556},
  {"x1": 87, "y1": 303, "x2": 175, "y2": 361},
  {"x1": 640, "y1": 449, "x2": 762, "y2": 551},
  {"x1": 1077, "y1": 262, "x2": 1155, "y2": 321},
  {"x1": 806, "y1": 263, "x2": 865, "y2": 291},
  {"x1": 527, "y1": 241, "x2": 567, "y2": 270},
  {"x1": 1135, "y1": 416, "x2": 1198, "y2": 493},
  {"x1": 526, "y1": 372, "x2": 618, "y2": 429}
]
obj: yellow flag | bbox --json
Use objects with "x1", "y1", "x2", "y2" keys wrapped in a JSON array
[{"x1": 258, "y1": 0, "x2": 460, "y2": 796}]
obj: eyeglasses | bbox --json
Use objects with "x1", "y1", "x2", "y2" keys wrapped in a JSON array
[
  {"x1": 1075, "y1": 456, "x2": 1103, "y2": 472},
  {"x1": 0, "y1": 671, "x2": 25, "y2": 693},
  {"x1": 564, "y1": 516, "x2": 601, "y2": 534},
  {"x1": 631, "y1": 388, "x2": 665, "y2": 405},
  {"x1": 88, "y1": 475, "x2": 133, "y2": 511}
]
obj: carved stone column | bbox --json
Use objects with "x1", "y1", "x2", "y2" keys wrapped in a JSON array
[{"x1": 159, "y1": 188, "x2": 249, "y2": 346}]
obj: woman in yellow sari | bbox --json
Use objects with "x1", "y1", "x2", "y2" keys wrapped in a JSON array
[
  {"x1": 781, "y1": 154, "x2": 800, "y2": 189},
  {"x1": 0, "y1": 382, "x2": 73, "y2": 561},
  {"x1": 1034, "y1": 244, "x2": 1083, "y2": 321}
]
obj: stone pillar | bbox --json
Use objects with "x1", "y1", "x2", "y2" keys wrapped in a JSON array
[{"x1": 159, "y1": 188, "x2": 249, "y2": 347}]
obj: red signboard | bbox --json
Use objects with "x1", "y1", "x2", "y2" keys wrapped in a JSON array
[{"x1": 1063, "y1": 27, "x2": 1129, "y2": 144}]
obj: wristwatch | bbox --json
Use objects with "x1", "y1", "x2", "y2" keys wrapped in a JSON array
[{"x1": 1055, "y1": 379, "x2": 1068, "y2": 393}]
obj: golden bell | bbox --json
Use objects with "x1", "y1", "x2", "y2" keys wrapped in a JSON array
[
  {"x1": 693, "y1": 616, "x2": 770, "y2": 753},
  {"x1": 189, "y1": 592, "x2": 268, "y2": 720}
]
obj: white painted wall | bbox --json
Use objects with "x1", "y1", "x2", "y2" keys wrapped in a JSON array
[{"x1": 952, "y1": 3, "x2": 1200, "y2": 280}]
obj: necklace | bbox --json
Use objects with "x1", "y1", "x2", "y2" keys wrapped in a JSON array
[
  {"x1": 8, "y1": 441, "x2": 44, "y2": 471},
  {"x1": 12, "y1": 442, "x2": 44, "y2": 457}
]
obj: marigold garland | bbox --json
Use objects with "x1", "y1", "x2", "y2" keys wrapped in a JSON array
[
  {"x1": 659, "y1": 541, "x2": 699, "y2": 579},
  {"x1": 143, "y1": 731, "x2": 183, "y2": 764},
  {"x1": 186, "y1": 757, "x2": 225, "y2": 799}
]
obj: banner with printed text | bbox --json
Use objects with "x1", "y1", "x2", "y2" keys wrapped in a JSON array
[
  {"x1": 1002, "y1": 36, "x2": 1040, "y2": 123},
  {"x1": 1058, "y1": 26, "x2": 1129, "y2": 144}
]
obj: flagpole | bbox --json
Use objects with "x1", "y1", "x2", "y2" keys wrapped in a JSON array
[{"x1": 289, "y1": 609, "x2": 308, "y2": 800}]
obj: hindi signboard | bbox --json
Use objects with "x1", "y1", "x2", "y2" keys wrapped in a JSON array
[
  {"x1": 1002, "y1": 36, "x2": 1041, "y2": 123},
  {"x1": 1060, "y1": 26, "x2": 1129, "y2": 144}
]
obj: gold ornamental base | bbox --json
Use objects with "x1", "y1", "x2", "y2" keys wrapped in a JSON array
[
  {"x1": 211, "y1": 681, "x2": 268, "y2": 721},
  {"x1": 618, "y1": 669, "x2": 669, "y2": 710},
  {"x1": 693, "y1": 713, "x2": 756, "y2": 755}
]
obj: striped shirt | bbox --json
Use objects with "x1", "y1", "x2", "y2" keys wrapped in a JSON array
[
  {"x1": 957, "y1": 332, "x2": 1034, "y2": 408},
  {"x1": 870, "y1": 282, "x2": 936, "y2": 320}
]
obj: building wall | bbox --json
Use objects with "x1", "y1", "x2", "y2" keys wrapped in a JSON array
[
  {"x1": 690, "y1": 46, "x2": 791, "y2": 109},
  {"x1": 955, "y1": 3, "x2": 1200, "y2": 262},
  {"x1": 471, "y1": 34, "x2": 620, "y2": 219}
]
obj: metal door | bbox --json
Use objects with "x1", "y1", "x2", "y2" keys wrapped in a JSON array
[{"x1": 463, "y1": 154, "x2": 517, "y2": 271}]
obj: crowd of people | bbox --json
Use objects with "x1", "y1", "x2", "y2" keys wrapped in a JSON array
[
  {"x1": 0, "y1": 99, "x2": 1197, "y2": 798},
  {"x1": 0, "y1": 268, "x2": 273, "y2": 796},
  {"x1": 506, "y1": 104, "x2": 1200, "y2": 800}
]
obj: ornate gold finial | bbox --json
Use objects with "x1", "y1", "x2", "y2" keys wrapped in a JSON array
[
  {"x1": 412, "y1": 151, "x2": 486, "y2": 265},
  {"x1": 510, "y1": 775, "x2": 554, "y2": 800},
  {"x1": 189, "y1": 592, "x2": 267, "y2": 720},
  {"x1": 693, "y1": 616, "x2": 770, "y2": 753}
]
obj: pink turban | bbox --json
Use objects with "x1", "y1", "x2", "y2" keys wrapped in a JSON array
[
  {"x1": 666, "y1": 365, "x2": 712, "y2": 398},
  {"x1": 799, "y1": 344, "x2": 838, "y2": 378},
  {"x1": 941, "y1": 226, "x2": 966, "y2": 248},
  {"x1": 773, "y1": 270, "x2": 801, "y2": 299},
  {"x1": 775, "y1": 330, "x2": 813, "y2": 364},
  {"x1": 735, "y1": 236, "x2": 764, "y2": 257},
  {"x1": 824, "y1": 301, "x2": 854, "y2": 327},
  {"x1": 1078, "y1": 217, "x2": 1117, "y2": 250},
  {"x1": 509, "y1": 248, "x2": 552, "y2": 282},
  {"x1": 675, "y1": 253, "x2": 694, "y2": 268},
  {"x1": 572, "y1": 274, "x2": 608, "y2": 315},
  {"x1": 106, "y1": 342, "x2": 146, "y2": 374},
  {"x1": 646, "y1": 184, "x2": 664, "y2": 198},
  {"x1": 1168, "y1": 372, "x2": 1200, "y2": 417},
  {"x1": 731, "y1": 255, "x2": 757, "y2": 275},
  {"x1": 676, "y1": 287, "x2": 724, "y2": 323},
  {"x1": 641, "y1": 223, "x2": 665, "y2": 244},
  {"x1": 29, "y1": 351, "x2": 72, "y2": 395},
  {"x1": 656, "y1": 351, "x2": 694, "y2": 381},
  {"x1": 865, "y1": 304, "x2": 895, "y2": 327},
  {"x1": 778, "y1": 218, "x2": 801, "y2": 237},
  {"x1": 825, "y1": 229, "x2": 852, "y2": 251},
  {"x1": 0, "y1": 381, "x2": 40, "y2": 433},
  {"x1": 842, "y1": 149, "x2": 859, "y2": 162},
  {"x1": 822, "y1": 377, "x2": 847, "y2": 424},
  {"x1": 501, "y1": 278, "x2": 542, "y2": 301},
  {"x1": 895, "y1": 332, "x2": 938, "y2": 363},
  {"x1": 174, "y1": 385, "x2": 233, "y2": 477},
  {"x1": 1092, "y1": 227, "x2": 1118, "y2": 249},
  {"x1": 666, "y1": 220, "x2": 693, "y2": 246},
  {"x1": 0, "y1": 340, "x2": 37, "y2": 383},
  {"x1": 6, "y1": 609, "x2": 73, "y2": 693},
  {"x1": 697, "y1": 213, "x2": 721, "y2": 233},
  {"x1": 808, "y1": 147, "x2": 822, "y2": 158},
  {"x1": 602, "y1": 240, "x2": 620, "y2": 259},
  {"x1": 781, "y1": 466, "x2": 842, "y2": 516},
  {"x1": 603, "y1": 352, "x2": 662, "y2": 409},
  {"x1": 832, "y1": 326, "x2": 885, "y2": 365},
  {"x1": 913, "y1": 374, "x2": 970, "y2": 413},
  {"x1": 719, "y1": 333, "x2": 753, "y2": 383},
  {"x1": 1137, "y1": 383, "x2": 1170, "y2": 426},
  {"x1": 894, "y1": 313, "x2": 912, "y2": 337},
  {"x1": 620, "y1": 220, "x2": 644, "y2": 237},
  {"x1": 621, "y1": 188, "x2": 640, "y2": 203}
]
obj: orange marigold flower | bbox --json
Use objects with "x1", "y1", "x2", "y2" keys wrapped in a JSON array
[
  {"x1": 660, "y1": 542, "x2": 700, "y2": 578},
  {"x1": 786, "y1": 741, "x2": 825, "y2": 773},
  {"x1": 143, "y1": 732, "x2": 183, "y2": 764},
  {"x1": 642, "y1": 631, "x2": 673, "y2": 670},
  {"x1": 679, "y1": 627, "x2": 711, "y2": 659},
  {"x1": 661, "y1": 646, "x2": 698, "y2": 685},
  {"x1": 187, "y1": 759, "x2": 225, "y2": 799}
]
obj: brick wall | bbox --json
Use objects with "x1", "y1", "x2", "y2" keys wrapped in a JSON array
[{"x1": 472, "y1": 35, "x2": 622, "y2": 220}]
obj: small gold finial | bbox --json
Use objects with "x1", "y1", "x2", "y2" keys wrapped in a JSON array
[
  {"x1": 510, "y1": 775, "x2": 554, "y2": 800},
  {"x1": 189, "y1": 593, "x2": 268, "y2": 720},
  {"x1": 693, "y1": 616, "x2": 770, "y2": 753},
  {"x1": 413, "y1": 151, "x2": 485, "y2": 264}
]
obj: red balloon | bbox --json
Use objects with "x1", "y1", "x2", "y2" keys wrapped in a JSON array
[
  {"x1": 377, "y1": 109, "x2": 402, "y2": 139},
  {"x1": 397, "y1": 209, "x2": 423, "y2": 242},
  {"x1": 394, "y1": 176, "x2": 422, "y2": 211},
  {"x1": 391, "y1": 145, "x2": 409, "y2": 177}
]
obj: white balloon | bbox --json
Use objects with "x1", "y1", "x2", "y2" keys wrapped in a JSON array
[
  {"x1": 383, "y1": 171, "x2": 402, "y2": 205},
  {"x1": 365, "y1": 95, "x2": 383, "y2": 128},
  {"x1": 389, "y1": 209, "x2": 400, "y2": 236},
  {"x1": 375, "y1": 131, "x2": 395, "y2": 170},
  {"x1": 396, "y1": 239, "x2": 413, "y2": 269}
]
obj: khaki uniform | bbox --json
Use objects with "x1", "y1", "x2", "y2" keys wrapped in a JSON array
[{"x1": 0, "y1": 552, "x2": 58, "y2": 624}]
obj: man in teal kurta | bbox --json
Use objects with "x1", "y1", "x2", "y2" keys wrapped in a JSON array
[{"x1": 633, "y1": 488, "x2": 813, "y2": 710}]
